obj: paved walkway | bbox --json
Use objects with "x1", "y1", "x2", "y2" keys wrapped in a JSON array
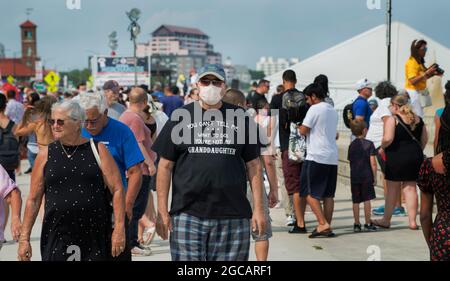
[{"x1": 0, "y1": 163, "x2": 430, "y2": 261}]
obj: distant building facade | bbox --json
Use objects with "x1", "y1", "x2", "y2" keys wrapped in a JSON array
[
  {"x1": 256, "y1": 56, "x2": 300, "y2": 76},
  {"x1": 137, "y1": 24, "x2": 222, "y2": 84}
]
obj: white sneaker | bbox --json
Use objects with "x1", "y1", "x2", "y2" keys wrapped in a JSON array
[
  {"x1": 131, "y1": 245, "x2": 152, "y2": 256},
  {"x1": 286, "y1": 215, "x2": 295, "y2": 226}
]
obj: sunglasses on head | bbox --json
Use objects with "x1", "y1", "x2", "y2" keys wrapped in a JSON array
[{"x1": 199, "y1": 79, "x2": 224, "y2": 87}]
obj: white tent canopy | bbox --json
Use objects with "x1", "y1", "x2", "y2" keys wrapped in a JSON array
[{"x1": 266, "y1": 22, "x2": 450, "y2": 109}]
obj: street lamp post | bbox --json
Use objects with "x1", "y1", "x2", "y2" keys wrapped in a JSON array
[
  {"x1": 386, "y1": 0, "x2": 392, "y2": 82},
  {"x1": 127, "y1": 8, "x2": 141, "y2": 86},
  {"x1": 13, "y1": 52, "x2": 17, "y2": 78}
]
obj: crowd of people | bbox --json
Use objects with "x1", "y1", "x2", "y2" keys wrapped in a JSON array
[{"x1": 0, "y1": 39, "x2": 448, "y2": 261}]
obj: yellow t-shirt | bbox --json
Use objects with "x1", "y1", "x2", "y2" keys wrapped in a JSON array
[{"x1": 405, "y1": 56, "x2": 427, "y2": 90}]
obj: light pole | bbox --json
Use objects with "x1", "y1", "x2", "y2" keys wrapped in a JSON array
[
  {"x1": 13, "y1": 51, "x2": 17, "y2": 78},
  {"x1": 386, "y1": 0, "x2": 392, "y2": 82},
  {"x1": 127, "y1": 8, "x2": 141, "y2": 86}
]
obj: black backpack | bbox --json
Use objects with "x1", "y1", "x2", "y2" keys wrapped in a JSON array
[
  {"x1": 343, "y1": 101, "x2": 355, "y2": 129},
  {"x1": 282, "y1": 89, "x2": 307, "y2": 123},
  {"x1": 0, "y1": 121, "x2": 20, "y2": 170}
]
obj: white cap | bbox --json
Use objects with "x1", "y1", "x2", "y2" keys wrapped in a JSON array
[{"x1": 356, "y1": 78, "x2": 373, "y2": 91}]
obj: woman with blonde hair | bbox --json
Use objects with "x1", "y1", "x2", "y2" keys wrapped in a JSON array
[{"x1": 373, "y1": 95, "x2": 428, "y2": 230}]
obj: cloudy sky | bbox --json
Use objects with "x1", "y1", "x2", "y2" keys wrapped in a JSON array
[{"x1": 1, "y1": 0, "x2": 449, "y2": 71}]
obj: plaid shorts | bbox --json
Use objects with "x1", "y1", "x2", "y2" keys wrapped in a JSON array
[{"x1": 170, "y1": 213, "x2": 250, "y2": 261}]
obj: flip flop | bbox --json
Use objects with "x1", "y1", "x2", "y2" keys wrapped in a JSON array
[
  {"x1": 371, "y1": 219, "x2": 390, "y2": 229},
  {"x1": 142, "y1": 226, "x2": 156, "y2": 246},
  {"x1": 308, "y1": 228, "x2": 336, "y2": 238}
]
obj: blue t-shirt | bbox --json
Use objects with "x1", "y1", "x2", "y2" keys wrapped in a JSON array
[
  {"x1": 436, "y1": 107, "x2": 445, "y2": 118},
  {"x1": 352, "y1": 96, "x2": 373, "y2": 126},
  {"x1": 159, "y1": 95, "x2": 184, "y2": 118},
  {"x1": 81, "y1": 118, "x2": 144, "y2": 190}
]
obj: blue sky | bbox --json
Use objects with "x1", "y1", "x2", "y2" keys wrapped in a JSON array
[{"x1": 1, "y1": 0, "x2": 449, "y2": 71}]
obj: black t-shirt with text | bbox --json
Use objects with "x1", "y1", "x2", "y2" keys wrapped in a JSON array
[{"x1": 152, "y1": 102, "x2": 260, "y2": 219}]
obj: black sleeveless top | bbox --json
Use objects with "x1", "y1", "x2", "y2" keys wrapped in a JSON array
[{"x1": 41, "y1": 141, "x2": 112, "y2": 261}]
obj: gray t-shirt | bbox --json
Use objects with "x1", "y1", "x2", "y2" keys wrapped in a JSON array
[{"x1": 108, "y1": 102, "x2": 126, "y2": 120}]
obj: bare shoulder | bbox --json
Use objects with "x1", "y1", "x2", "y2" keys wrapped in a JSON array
[
  {"x1": 386, "y1": 115, "x2": 396, "y2": 124},
  {"x1": 97, "y1": 142, "x2": 109, "y2": 155},
  {"x1": 415, "y1": 115, "x2": 422, "y2": 124},
  {"x1": 37, "y1": 145, "x2": 49, "y2": 158}
]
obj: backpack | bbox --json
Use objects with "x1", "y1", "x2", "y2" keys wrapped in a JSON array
[
  {"x1": 288, "y1": 122, "x2": 306, "y2": 163},
  {"x1": 0, "y1": 121, "x2": 20, "y2": 170},
  {"x1": 282, "y1": 89, "x2": 307, "y2": 123},
  {"x1": 343, "y1": 101, "x2": 355, "y2": 129}
]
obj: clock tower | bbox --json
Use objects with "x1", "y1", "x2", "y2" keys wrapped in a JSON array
[{"x1": 20, "y1": 20, "x2": 37, "y2": 68}]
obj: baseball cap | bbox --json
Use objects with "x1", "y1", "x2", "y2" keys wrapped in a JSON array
[
  {"x1": 197, "y1": 64, "x2": 226, "y2": 82},
  {"x1": 368, "y1": 99, "x2": 378, "y2": 106},
  {"x1": 103, "y1": 80, "x2": 120, "y2": 94},
  {"x1": 356, "y1": 78, "x2": 373, "y2": 91}
]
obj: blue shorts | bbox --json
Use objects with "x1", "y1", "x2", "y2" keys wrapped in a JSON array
[
  {"x1": 170, "y1": 213, "x2": 250, "y2": 261},
  {"x1": 300, "y1": 160, "x2": 337, "y2": 200}
]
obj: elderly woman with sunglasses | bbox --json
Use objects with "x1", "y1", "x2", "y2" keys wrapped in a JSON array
[{"x1": 18, "y1": 100, "x2": 126, "y2": 261}]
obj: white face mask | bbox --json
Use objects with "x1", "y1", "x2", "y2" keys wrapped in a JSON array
[{"x1": 199, "y1": 85, "x2": 223, "y2": 105}]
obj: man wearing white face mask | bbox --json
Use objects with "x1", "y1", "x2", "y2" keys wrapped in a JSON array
[{"x1": 153, "y1": 64, "x2": 267, "y2": 261}]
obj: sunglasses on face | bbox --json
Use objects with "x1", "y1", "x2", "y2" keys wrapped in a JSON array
[
  {"x1": 48, "y1": 119, "x2": 67, "y2": 126},
  {"x1": 199, "y1": 79, "x2": 224, "y2": 87},
  {"x1": 83, "y1": 115, "x2": 102, "y2": 126}
]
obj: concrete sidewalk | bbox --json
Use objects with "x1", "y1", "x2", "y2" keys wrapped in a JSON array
[{"x1": 0, "y1": 163, "x2": 430, "y2": 261}]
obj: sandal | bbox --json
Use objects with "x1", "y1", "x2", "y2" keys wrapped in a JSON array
[
  {"x1": 308, "y1": 228, "x2": 336, "y2": 238},
  {"x1": 371, "y1": 219, "x2": 390, "y2": 229},
  {"x1": 142, "y1": 226, "x2": 156, "y2": 246}
]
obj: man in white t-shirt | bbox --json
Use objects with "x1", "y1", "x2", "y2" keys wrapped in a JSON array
[{"x1": 299, "y1": 83, "x2": 338, "y2": 238}]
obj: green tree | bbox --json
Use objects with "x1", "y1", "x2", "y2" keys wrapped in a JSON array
[
  {"x1": 248, "y1": 69, "x2": 265, "y2": 80},
  {"x1": 60, "y1": 68, "x2": 91, "y2": 87}
]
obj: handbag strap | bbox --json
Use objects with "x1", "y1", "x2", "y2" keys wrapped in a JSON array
[
  {"x1": 90, "y1": 138, "x2": 109, "y2": 190},
  {"x1": 394, "y1": 115, "x2": 421, "y2": 145},
  {"x1": 90, "y1": 138, "x2": 101, "y2": 167}
]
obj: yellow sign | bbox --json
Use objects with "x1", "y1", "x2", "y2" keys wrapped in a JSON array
[
  {"x1": 47, "y1": 85, "x2": 58, "y2": 93},
  {"x1": 44, "y1": 71, "x2": 60, "y2": 86},
  {"x1": 6, "y1": 75, "x2": 15, "y2": 84}
]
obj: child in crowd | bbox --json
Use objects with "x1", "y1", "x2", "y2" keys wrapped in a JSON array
[{"x1": 348, "y1": 119, "x2": 378, "y2": 232}]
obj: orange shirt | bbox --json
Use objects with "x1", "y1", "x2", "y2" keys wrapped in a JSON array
[{"x1": 405, "y1": 56, "x2": 427, "y2": 91}]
